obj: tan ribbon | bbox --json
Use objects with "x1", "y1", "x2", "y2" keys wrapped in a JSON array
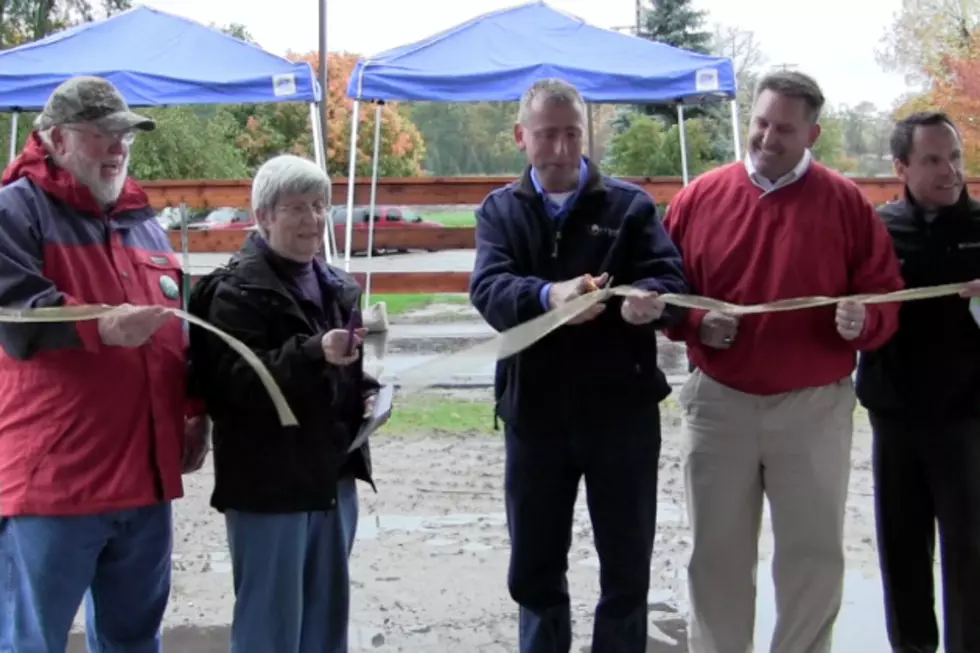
[
  {"x1": 0, "y1": 305, "x2": 298, "y2": 427},
  {"x1": 5, "y1": 280, "x2": 970, "y2": 422},
  {"x1": 395, "y1": 281, "x2": 974, "y2": 394}
]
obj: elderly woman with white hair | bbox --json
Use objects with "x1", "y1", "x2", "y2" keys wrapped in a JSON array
[{"x1": 187, "y1": 154, "x2": 379, "y2": 653}]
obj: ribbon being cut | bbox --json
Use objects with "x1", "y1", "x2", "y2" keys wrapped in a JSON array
[
  {"x1": 394, "y1": 279, "x2": 978, "y2": 394},
  {"x1": 0, "y1": 304, "x2": 298, "y2": 427},
  {"x1": 0, "y1": 279, "x2": 971, "y2": 426}
]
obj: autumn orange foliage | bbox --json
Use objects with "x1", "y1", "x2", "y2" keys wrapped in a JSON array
[
  {"x1": 904, "y1": 38, "x2": 980, "y2": 173},
  {"x1": 235, "y1": 51, "x2": 426, "y2": 177}
]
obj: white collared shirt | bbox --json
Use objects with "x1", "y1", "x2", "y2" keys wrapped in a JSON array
[{"x1": 744, "y1": 149, "x2": 812, "y2": 195}]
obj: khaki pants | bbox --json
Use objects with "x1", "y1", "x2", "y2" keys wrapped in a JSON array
[{"x1": 678, "y1": 369, "x2": 855, "y2": 653}]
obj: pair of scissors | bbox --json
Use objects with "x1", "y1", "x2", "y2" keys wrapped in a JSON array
[
  {"x1": 584, "y1": 273, "x2": 613, "y2": 293},
  {"x1": 344, "y1": 307, "x2": 363, "y2": 356}
]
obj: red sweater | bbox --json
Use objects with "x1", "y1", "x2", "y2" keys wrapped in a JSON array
[{"x1": 663, "y1": 161, "x2": 904, "y2": 395}]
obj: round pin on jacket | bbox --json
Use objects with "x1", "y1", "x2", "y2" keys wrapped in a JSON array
[{"x1": 160, "y1": 275, "x2": 180, "y2": 300}]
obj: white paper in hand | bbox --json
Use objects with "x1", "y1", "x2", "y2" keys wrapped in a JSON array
[
  {"x1": 971, "y1": 297, "x2": 980, "y2": 329},
  {"x1": 347, "y1": 384, "x2": 394, "y2": 453}
]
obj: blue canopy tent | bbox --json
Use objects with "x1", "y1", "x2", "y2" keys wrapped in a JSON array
[
  {"x1": 0, "y1": 6, "x2": 340, "y2": 263},
  {"x1": 339, "y1": 1, "x2": 739, "y2": 282},
  {"x1": 347, "y1": 1, "x2": 735, "y2": 103},
  {"x1": 0, "y1": 6, "x2": 319, "y2": 111}
]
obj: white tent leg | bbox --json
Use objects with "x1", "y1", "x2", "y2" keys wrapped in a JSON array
[
  {"x1": 729, "y1": 98, "x2": 742, "y2": 162},
  {"x1": 365, "y1": 102, "x2": 383, "y2": 306},
  {"x1": 308, "y1": 102, "x2": 334, "y2": 265},
  {"x1": 676, "y1": 103, "x2": 689, "y2": 186},
  {"x1": 586, "y1": 104, "x2": 595, "y2": 160},
  {"x1": 325, "y1": 201, "x2": 338, "y2": 264},
  {"x1": 8, "y1": 111, "x2": 19, "y2": 162},
  {"x1": 179, "y1": 202, "x2": 190, "y2": 329},
  {"x1": 343, "y1": 101, "x2": 361, "y2": 272}
]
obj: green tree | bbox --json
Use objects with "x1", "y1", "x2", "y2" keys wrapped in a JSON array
[
  {"x1": 0, "y1": 0, "x2": 132, "y2": 48},
  {"x1": 710, "y1": 24, "x2": 766, "y2": 152},
  {"x1": 834, "y1": 101, "x2": 894, "y2": 176},
  {"x1": 605, "y1": 114, "x2": 716, "y2": 177},
  {"x1": 641, "y1": 0, "x2": 712, "y2": 54},
  {"x1": 2, "y1": 106, "x2": 252, "y2": 181},
  {"x1": 127, "y1": 107, "x2": 250, "y2": 180},
  {"x1": 404, "y1": 102, "x2": 525, "y2": 175},
  {"x1": 877, "y1": 0, "x2": 980, "y2": 85},
  {"x1": 637, "y1": 0, "x2": 713, "y2": 125},
  {"x1": 1, "y1": 1, "x2": 133, "y2": 162},
  {"x1": 0, "y1": 110, "x2": 38, "y2": 163},
  {"x1": 680, "y1": 24, "x2": 769, "y2": 165},
  {"x1": 224, "y1": 51, "x2": 426, "y2": 178},
  {"x1": 213, "y1": 22, "x2": 254, "y2": 43},
  {"x1": 811, "y1": 109, "x2": 854, "y2": 173}
]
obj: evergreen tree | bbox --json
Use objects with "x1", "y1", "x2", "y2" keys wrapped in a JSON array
[
  {"x1": 637, "y1": 0, "x2": 713, "y2": 125},
  {"x1": 641, "y1": 0, "x2": 712, "y2": 55}
]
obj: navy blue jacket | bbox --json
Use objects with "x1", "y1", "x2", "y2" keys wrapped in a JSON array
[{"x1": 469, "y1": 162, "x2": 689, "y2": 433}]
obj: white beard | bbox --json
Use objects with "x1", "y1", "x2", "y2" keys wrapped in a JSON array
[{"x1": 62, "y1": 148, "x2": 129, "y2": 206}]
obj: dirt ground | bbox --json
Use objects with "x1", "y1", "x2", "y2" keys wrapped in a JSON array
[{"x1": 68, "y1": 388, "x2": 886, "y2": 652}]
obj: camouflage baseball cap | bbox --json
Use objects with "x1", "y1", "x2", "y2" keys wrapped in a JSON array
[{"x1": 34, "y1": 76, "x2": 155, "y2": 132}]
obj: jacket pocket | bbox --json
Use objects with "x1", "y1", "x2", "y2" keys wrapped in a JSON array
[{"x1": 131, "y1": 250, "x2": 184, "y2": 310}]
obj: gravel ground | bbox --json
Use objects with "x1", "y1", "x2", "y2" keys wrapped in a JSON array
[
  {"x1": 63, "y1": 299, "x2": 899, "y2": 651},
  {"x1": 69, "y1": 390, "x2": 893, "y2": 652}
]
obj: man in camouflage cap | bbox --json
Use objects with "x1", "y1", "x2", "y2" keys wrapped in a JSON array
[
  {"x1": 35, "y1": 75, "x2": 157, "y2": 132},
  {"x1": 0, "y1": 75, "x2": 209, "y2": 652},
  {"x1": 33, "y1": 75, "x2": 155, "y2": 205}
]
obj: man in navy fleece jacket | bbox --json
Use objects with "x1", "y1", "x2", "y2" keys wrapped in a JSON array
[{"x1": 468, "y1": 78, "x2": 689, "y2": 653}]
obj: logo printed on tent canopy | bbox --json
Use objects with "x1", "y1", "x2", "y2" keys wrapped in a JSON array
[
  {"x1": 695, "y1": 69, "x2": 719, "y2": 92},
  {"x1": 273, "y1": 74, "x2": 297, "y2": 97}
]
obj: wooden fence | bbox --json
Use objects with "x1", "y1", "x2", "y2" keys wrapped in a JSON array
[
  {"x1": 146, "y1": 176, "x2": 980, "y2": 211},
  {"x1": 181, "y1": 227, "x2": 473, "y2": 293},
  {"x1": 171, "y1": 175, "x2": 980, "y2": 294},
  {"x1": 171, "y1": 226, "x2": 474, "y2": 254},
  {"x1": 185, "y1": 271, "x2": 471, "y2": 294}
]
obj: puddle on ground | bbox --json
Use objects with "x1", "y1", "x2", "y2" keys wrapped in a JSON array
[
  {"x1": 357, "y1": 512, "x2": 507, "y2": 541},
  {"x1": 169, "y1": 527, "x2": 945, "y2": 650},
  {"x1": 367, "y1": 353, "x2": 495, "y2": 380},
  {"x1": 357, "y1": 503, "x2": 684, "y2": 543},
  {"x1": 642, "y1": 566, "x2": 948, "y2": 652},
  {"x1": 365, "y1": 334, "x2": 692, "y2": 383}
]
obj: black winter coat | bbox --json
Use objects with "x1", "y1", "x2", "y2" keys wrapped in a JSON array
[
  {"x1": 187, "y1": 235, "x2": 378, "y2": 513},
  {"x1": 857, "y1": 189, "x2": 980, "y2": 419}
]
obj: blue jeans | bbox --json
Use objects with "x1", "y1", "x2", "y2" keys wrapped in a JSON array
[
  {"x1": 225, "y1": 475, "x2": 359, "y2": 653},
  {"x1": 505, "y1": 407, "x2": 662, "y2": 653},
  {"x1": 0, "y1": 503, "x2": 173, "y2": 653}
]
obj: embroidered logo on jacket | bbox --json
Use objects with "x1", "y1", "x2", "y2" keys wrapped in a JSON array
[{"x1": 589, "y1": 224, "x2": 620, "y2": 238}]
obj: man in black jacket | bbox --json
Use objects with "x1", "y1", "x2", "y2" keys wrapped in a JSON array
[
  {"x1": 469, "y1": 78, "x2": 688, "y2": 653},
  {"x1": 857, "y1": 111, "x2": 980, "y2": 653}
]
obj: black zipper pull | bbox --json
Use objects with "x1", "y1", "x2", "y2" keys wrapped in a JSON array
[{"x1": 552, "y1": 230, "x2": 562, "y2": 259}]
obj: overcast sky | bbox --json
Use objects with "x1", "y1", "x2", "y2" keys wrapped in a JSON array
[{"x1": 139, "y1": 0, "x2": 913, "y2": 111}]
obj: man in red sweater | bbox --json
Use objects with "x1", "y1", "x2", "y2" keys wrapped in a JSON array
[{"x1": 663, "y1": 70, "x2": 904, "y2": 653}]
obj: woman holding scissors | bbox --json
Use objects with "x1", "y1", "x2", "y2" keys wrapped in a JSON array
[{"x1": 187, "y1": 154, "x2": 379, "y2": 653}]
